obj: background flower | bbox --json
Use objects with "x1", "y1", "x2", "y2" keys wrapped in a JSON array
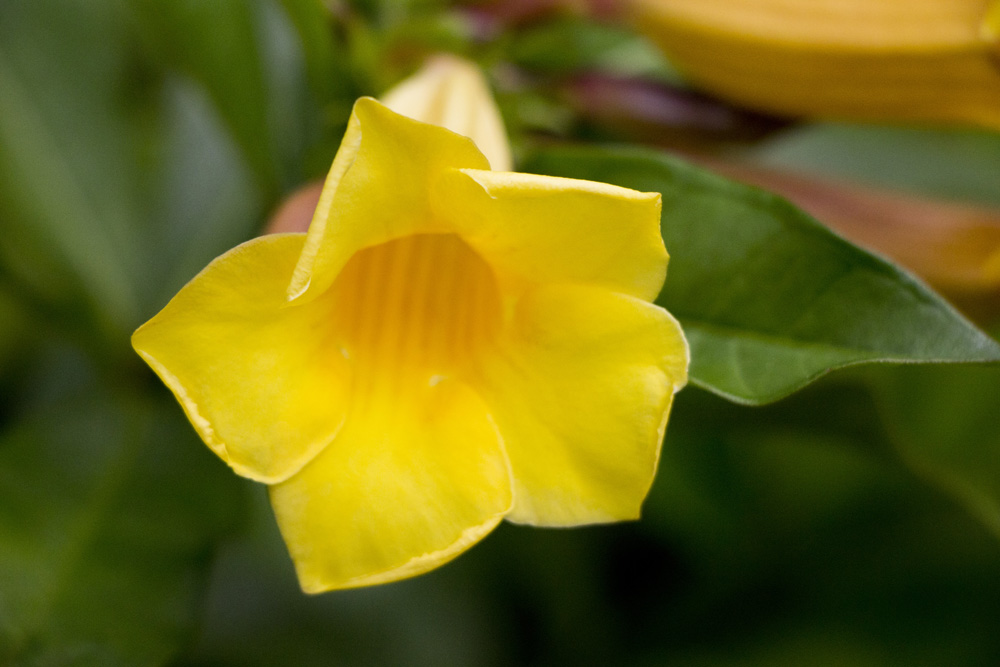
[{"x1": 629, "y1": 0, "x2": 1000, "y2": 130}]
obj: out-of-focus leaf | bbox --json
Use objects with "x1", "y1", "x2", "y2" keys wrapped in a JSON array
[
  {"x1": 0, "y1": 389, "x2": 242, "y2": 666},
  {"x1": 640, "y1": 384, "x2": 1000, "y2": 667},
  {"x1": 646, "y1": 381, "x2": 892, "y2": 564},
  {"x1": 0, "y1": 0, "x2": 145, "y2": 338},
  {"x1": 256, "y1": 0, "x2": 331, "y2": 186},
  {"x1": 352, "y1": 0, "x2": 452, "y2": 24},
  {"x1": 124, "y1": 0, "x2": 271, "y2": 187},
  {"x1": 0, "y1": 289, "x2": 30, "y2": 379},
  {"x1": 0, "y1": 0, "x2": 323, "y2": 352},
  {"x1": 746, "y1": 124, "x2": 1000, "y2": 207},
  {"x1": 505, "y1": 16, "x2": 682, "y2": 82},
  {"x1": 694, "y1": 157, "x2": 1000, "y2": 295},
  {"x1": 870, "y1": 363, "x2": 1000, "y2": 539},
  {"x1": 346, "y1": 12, "x2": 474, "y2": 99},
  {"x1": 125, "y1": 0, "x2": 315, "y2": 194},
  {"x1": 186, "y1": 489, "x2": 512, "y2": 666},
  {"x1": 277, "y1": 0, "x2": 352, "y2": 105},
  {"x1": 143, "y1": 77, "x2": 262, "y2": 312},
  {"x1": 525, "y1": 146, "x2": 1000, "y2": 403},
  {"x1": 276, "y1": 0, "x2": 356, "y2": 176}
]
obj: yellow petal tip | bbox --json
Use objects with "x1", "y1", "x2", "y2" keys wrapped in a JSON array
[{"x1": 296, "y1": 513, "x2": 506, "y2": 594}]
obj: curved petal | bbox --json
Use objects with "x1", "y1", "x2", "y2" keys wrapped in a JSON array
[
  {"x1": 288, "y1": 98, "x2": 491, "y2": 303},
  {"x1": 269, "y1": 379, "x2": 513, "y2": 592},
  {"x1": 436, "y1": 169, "x2": 667, "y2": 302},
  {"x1": 474, "y1": 284, "x2": 688, "y2": 526},
  {"x1": 132, "y1": 234, "x2": 351, "y2": 484}
]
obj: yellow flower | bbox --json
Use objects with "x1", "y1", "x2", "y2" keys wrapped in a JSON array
[
  {"x1": 629, "y1": 0, "x2": 1000, "y2": 130},
  {"x1": 132, "y1": 58, "x2": 688, "y2": 592}
]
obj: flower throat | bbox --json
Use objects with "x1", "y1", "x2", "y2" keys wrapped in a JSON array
[{"x1": 327, "y1": 233, "x2": 502, "y2": 400}]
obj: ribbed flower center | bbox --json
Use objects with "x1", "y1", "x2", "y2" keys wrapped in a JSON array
[{"x1": 328, "y1": 233, "x2": 502, "y2": 402}]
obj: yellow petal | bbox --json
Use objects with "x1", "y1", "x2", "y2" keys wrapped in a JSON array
[
  {"x1": 381, "y1": 54, "x2": 513, "y2": 172},
  {"x1": 630, "y1": 0, "x2": 1000, "y2": 130},
  {"x1": 132, "y1": 234, "x2": 351, "y2": 484},
  {"x1": 287, "y1": 98, "x2": 491, "y2": 303},
  {"x1": 438, "y1": 169, "x2": 667, "y2": 302},
  {"x1": 474, "y1": 284, "x2": 688, "y2": 526},
  {"x1": 269, "y1": 379, "x2": 513, "y2": 592}
]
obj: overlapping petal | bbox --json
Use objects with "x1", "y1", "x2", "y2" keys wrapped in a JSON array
[
  {"x1": 132, "y1": 234, "x2": 350, "y2": 483},
  {"x1": 288, "y1": 98, "x2": 491, "y2": 303},
  {"x1": 437, "y1": 169, "x2": 667, "y2": 302},
  {"x1": 269, "y1": 380, "x2": 512, "y2": 592},
  {"x1": 134, "y1": 59, "x2": 689, "y2": 593},
  {"x1": 473, "y1": 284, "x2": 688, "y2": 526}
]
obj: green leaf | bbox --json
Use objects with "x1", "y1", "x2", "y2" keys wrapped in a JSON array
[
  {"x1": 276, "y1": 0, "x2": 352, "y2": 106},
  {"x1": 142, "y1": 77, "x2": 263, "y2": 314},
  {"x1": 125, "y1": 0, "x2": 271, "y2": 188},
  {"x1": 870, "y1": 363, "x2": 1000, "y2": 539},
  {"x1": 0, "y1": 390, "x2": 242, "y2": 666},
  {"x1": 126, "y1": 0, "x2": 316, "y2": 195},
  {"x1": 505, "y1": 16, "x2": 683, "y2": 83},
  {"x1": 644, "y1": 383, "x2": 1000, "y2": 666},
  {"x1": 524, "y1": 145, "x2": 1000, "y2": 404},
  {"x1": 745, "y1": 123, "x2": 1000, "y2": 207},
  {"x1": 0, "y1": 288, "x2": 31, "y2": 380},
  {"x1": 0, "y1": 0, "x2": 145, "y2": 338}
]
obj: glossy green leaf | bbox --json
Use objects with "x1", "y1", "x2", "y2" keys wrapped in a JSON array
[
  {"x1": 0, "y1": 390, "x2": 242, "y2": 666},
  {"x1": 524, "y1": 145, "x2": 1000, "y2": 404}
]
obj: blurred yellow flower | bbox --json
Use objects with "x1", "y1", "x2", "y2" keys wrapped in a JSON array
[
  {"x1": 131, "y1": 59, "x2": 688, "y2": 592},
  {"x1": 630, "y1": 0, "x2": 1000, "y2": 130}
]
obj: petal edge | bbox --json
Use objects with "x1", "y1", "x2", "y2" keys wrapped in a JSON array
[
  {"x1": 475, "y1": 284, "x2": 688, "y2": 526},
  {"x1": 269, "y1": 379, "x2": 513, "y2": 592},
  {"x1": 439, "y1": 169, "x2": 668, "y2": 302},
  {"x1": 133, "y1": 233, "x2": 351, "y2": 484}
]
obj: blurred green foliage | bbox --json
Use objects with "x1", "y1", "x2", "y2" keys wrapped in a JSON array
[
  {"x1": 1, "y1": 1, "x2": 999, "y2": 665},
  {"x1": 0, "y1": 381, "x2": 241, "y2": 665},
  {"x1": 746, "y1": 125, "x2": 1000, "y2": 207}
]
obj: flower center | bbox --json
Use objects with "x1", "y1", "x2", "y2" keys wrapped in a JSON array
[{"x1": 327, "y1": 233, "x2": 502, "y2": 399}]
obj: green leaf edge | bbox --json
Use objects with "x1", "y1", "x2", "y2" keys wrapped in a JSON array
[{"x1": 524, "y1": 144, "x2": 1000, "y2": 405}]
